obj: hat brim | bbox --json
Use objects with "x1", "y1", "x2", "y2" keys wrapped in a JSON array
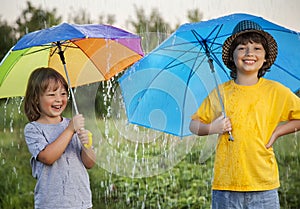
[{"x1": 222, "y1": 29, "x2": 278, "y2": 70}]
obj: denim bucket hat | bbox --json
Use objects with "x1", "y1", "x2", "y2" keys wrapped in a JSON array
[{"x1": 222, "y1": 20, "x2": 278, "y2": 70}]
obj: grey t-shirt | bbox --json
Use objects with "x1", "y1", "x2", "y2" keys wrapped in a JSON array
[{"x1": 24, "y1": 117, "x2": 92, "y2": 209}]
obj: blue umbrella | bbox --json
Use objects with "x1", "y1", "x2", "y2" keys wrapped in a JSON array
[{"x1": 119, "y1": 13, "x2": 300, "y2": 137}]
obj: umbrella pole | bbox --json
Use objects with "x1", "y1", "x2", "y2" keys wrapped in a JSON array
[
  {"x1": 62, "y1": 64, "x2": 79, "y2": 115},
  {"x1": 203, "y1": 40, "x2": 233, "y2": 140},
  {"x1": 57, "y1": 43, "x2": 79, "y2": 115},
  {"x1": 207, "y1": 57, "x2": 234, "y2": 141}
]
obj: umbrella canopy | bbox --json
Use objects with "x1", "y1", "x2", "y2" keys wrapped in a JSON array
[
  {"x1": 119, "y1": 13, "x2": 300, "y2": 137},
  {"x1": 0, "y1": 22, "x2": 144, "y2": 99}
]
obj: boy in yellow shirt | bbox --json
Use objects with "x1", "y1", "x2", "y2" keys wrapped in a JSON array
[{"x1": 190, "y1": 20, "x2": 300, "y2": 209}]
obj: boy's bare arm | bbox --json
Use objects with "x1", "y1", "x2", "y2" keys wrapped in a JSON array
[
  {"x1": 266, "y1": 119, "x2": 300, "y2": 148},
  {"x1": 190, "y1": 119, "x2": 211, "y2": 136},
  {"x1": 190, "y1": 114, "x2": 232, "y2": 136}
]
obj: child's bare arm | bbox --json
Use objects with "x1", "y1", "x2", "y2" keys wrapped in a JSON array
[
  {"x1": 266, "y1": 119, "x2": 300, "y2": 148},
  {"x1": 77, "y1": 129, "x2": 96, "y2": 169},
  {"x1": 190, "y1": 114, "x2": 232, "y2": 136}
]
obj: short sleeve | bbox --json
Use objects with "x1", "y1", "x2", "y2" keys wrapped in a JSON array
[
  {"x1": 24, "y1": 123, "x2": 48, "y2": 159},
  {"x1": 191, "y1": 89, "x2": 222, "y2": 123},
  {"x1": 285, "y1": 92, "x2": 300, "y2": 120}
]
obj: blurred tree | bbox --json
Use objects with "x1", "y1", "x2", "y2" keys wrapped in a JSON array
[
  {"x1": 126, "y1": 6, "x2": 172, "y2": 54},
  {"x1": 0, "y1": 18, "x2": 16, "y2": 61},
  {"x1": 98, "y1": 14, "x2": 116, "y2": 25},
  {"x1": 15, "y1": 1, "x2": 62, "y2": 38},
  {"x1": 127, "y1": 5, "x2": 172, "y2": 34},
  {"x1": 68, "y1": 8, "x2": 93, "y2": 24},
  {"x1": 187, "y1": 8, "x2": 203, "y2": 23},
  {"x1": 68, "y1": 7, "x2": 116, "y2": 25},
  {"x1": 172, "y1": 8, "x2": 203, "y2": 34}
]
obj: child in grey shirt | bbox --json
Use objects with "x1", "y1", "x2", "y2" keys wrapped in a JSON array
[{"x1": 24, "y1": 67, "x2": 96, "y2": 209}]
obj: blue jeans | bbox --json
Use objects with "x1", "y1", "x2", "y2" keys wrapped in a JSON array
[{"x1": 212, "y1": 189, "x2": 280, "y2": 209}]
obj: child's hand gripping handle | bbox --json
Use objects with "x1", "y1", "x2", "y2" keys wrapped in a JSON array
[
  {"x1": 222, "y1": 112, "x2": 234, "y2": 141},
  {"x1": 73, "y1": 114, "x2": 93, "y2": 148}
]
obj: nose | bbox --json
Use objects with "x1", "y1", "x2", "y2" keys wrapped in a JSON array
[
  {"x1": 55, "y1": 94, "x2": 63, "y2": 102},
  {"x1": 245, "y1": 47, "x2": 253, "y2": 56}
]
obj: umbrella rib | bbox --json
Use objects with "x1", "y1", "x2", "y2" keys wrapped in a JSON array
[
  {"x1": 192, "y1": 26, "x2": 229, "y2": 56},
  {"x1": 159, "y1": 45, "x2": 201, "y2": 54},
  {"x1": 14, "y1": 41, "x2": 79, "y2": 57},
  {"x1": 49, "y1": 41, "x2": 80, "y2": 58},
  {"x1": 165, "y1": 54, "x2": 205, "y2": 69},
  {"x1": 179, "y1": 50, "x2": 208, "y2": 136},
  {"x1": 191, "y1": 25, "x2": 222, "y2": 53},
  {"x1": 20, "y1": 46, "x2": 53, "y2": 56},
  {"x1": 191, "y1": 28, "x2": 231, "y2": 79},
  {"x1": 159, "y1": 42, "x2": 206, "y2": 69},
  {"x1": 157, "y1": 42, "x2": 203, "y2": 53},
  {"x1": 273, "y1": 63, "x2": 300, "y2": 84}
]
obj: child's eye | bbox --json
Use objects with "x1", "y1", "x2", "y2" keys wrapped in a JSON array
[{"x1": 61, "y1": 92, "x2": 67, "y2": 96}]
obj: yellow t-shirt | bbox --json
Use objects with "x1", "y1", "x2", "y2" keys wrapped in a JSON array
[{"x1": 192, "y1": 78, "x2": 300, "y2": 191}]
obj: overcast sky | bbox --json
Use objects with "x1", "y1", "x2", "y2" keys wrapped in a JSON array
[{"x1": 1, "y1": 0, "x2": 300, "y2": 31}]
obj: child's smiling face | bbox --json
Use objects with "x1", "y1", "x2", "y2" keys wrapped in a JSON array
[
  {"x1": 38, "y1": 79, "x2": 68, "y2": 123},
  {"x1": 233, "y1": 41, "x2": 266, "y2": 76}
]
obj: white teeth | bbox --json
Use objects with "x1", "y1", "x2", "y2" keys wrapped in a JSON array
[
  {"x1": 52, "y1": 105, "x2": 61, "y2": 109},
  {"x1": 244, "y1": 60, "x2": 255, "y2": 64}
]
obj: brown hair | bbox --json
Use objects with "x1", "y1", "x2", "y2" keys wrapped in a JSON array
[
  {"x1": 226, "y1": 32, "x2": 270, "y2": 80},
  {"x1": 24, "y1": 67, "x2": 68, "y2": 122}
]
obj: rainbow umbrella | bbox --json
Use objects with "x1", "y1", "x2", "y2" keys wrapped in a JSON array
[{"x1": 0, "y1": 22, "x2": 143, "y2": 113}]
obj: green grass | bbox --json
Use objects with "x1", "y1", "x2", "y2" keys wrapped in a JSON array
[
  {"x1": 275, "y1": 134, "x2": 300, "y2": 208},
  {"x1": 1, "y1": 129, "x2": 299, "y2": 208},
  {"x1": 0, "y1": 132, "x2": 35, "y2": 209}
]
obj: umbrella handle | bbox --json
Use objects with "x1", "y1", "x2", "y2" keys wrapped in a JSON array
[
  {"x1": 222, "y1": 111, "x2": 234, "y2": 141},
  {"x1": 206, "y1": 57, "x2": 234, "y2": 141},
  {"x1": 228, "y1": 130, "x2": 234, "y2": 141}
]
